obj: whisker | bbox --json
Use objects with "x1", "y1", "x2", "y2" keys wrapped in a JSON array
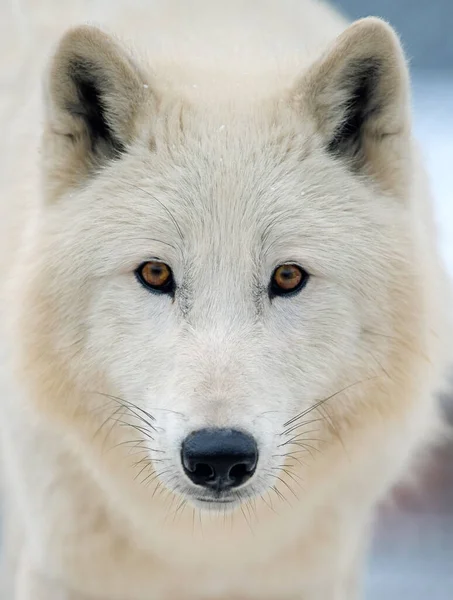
[
  {"x1": 273, "y1": 452, "x2": 308, "y2": 467},
  {"x1": 278, "y1": 435, "x2": 322, "y2": 449},
  {"x1": 315, "y1": 401, "x2": 348, "y2": 458},
  {"x1": 271, "y1": 484, "x2": 291, "y2": 507},
  {"x1": 141, "y1": 467, "x2": 172, "y2": 488},
  {"x1": 281, "y1": 419, "x2": 323, "y2": 437},
  {"x1": 280, "y1": 427, "x2": 320, "y2": 441},
  {"x1": 279, "y1": 441, "x2": 320, "y2": 458},
  {"x1": 109, "y1": 439, "x2": 165, "y2": 456},
  {"x1": 260, "y1": 491, "x2": 278, "y2": 515},
  {"x1": 92, "y1": 391, "x2": 157, "y2": 430},
  {"x1": 132, "y1": 456, "x2": 151, "y2": 469},
  {"x1": 118, "y1": 421, "x2": 155, "y2": 440},
  {"x1": 173, "y1": 498, "x2": 188, "y2": 522},
  {"x1": 280, "y1": 468, "x2": 304, "y2": 487},
  {"x1": 127, "y1": 183, "x2": 184, "y2": 241},
  {"x1": 134, "y1": 461, "x2": 153, "y2": 481},
  {"x1": 94, "y1": 404, "x2": 127, "y2": 441},
  {"x1": 152, "y1": 480, "x2": 163, "y2": 498},
  {"x1": 282, "y1": 377, "x2": 378, "y2": 429},
  {"x1": 270, "y1": 475, "x2": 298, "y2": 500},
  {"x1": 238, "y1": 493, "x2": 254, "y2": 535}
]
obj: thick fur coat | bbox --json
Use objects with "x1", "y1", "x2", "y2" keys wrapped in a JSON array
[{"x1": 0, "y1": 1, "x2": 450, "y2": 598}]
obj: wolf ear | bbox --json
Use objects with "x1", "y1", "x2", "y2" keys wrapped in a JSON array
[
  {"x1": 295, "y1": 18, "x2": 411, "y2": 197},
  {"x1": 43, "y1": 26, "x2": 150, "y2": 199}
]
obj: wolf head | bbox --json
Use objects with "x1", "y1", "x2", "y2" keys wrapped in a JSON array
[{"x1": 14, "y1": 18, "x2": 433, "y2": 512}]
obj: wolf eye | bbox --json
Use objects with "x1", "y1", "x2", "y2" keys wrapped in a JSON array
[
  {"x1": 136, "y1": 261, "x2": 174, "y2": 295},
  {"x1": 270, "y1": 264, "x2": 308, "y2": 297}
]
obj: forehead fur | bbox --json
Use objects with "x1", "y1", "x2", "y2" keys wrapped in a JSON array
[
  {"x1": 51, "y1": 98, "x2": 401, "y2": 270},
  {"x1": 43, "y1": 17, "x2": 413, "y2": 255}
]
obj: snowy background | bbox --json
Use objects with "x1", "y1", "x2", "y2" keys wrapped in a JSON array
[
  {"x1": 333, "y1": 2, "x2": 453, "y2": 598},
  {"x1": 365, "y1": 73, "x2": 453, "y2": 600},
  {"x1": 1, "y1": 1, "x2": 451, "y2": 598}
]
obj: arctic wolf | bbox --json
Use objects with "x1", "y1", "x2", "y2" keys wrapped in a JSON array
[{"x1": 0, "y1": 0, "x2": 450, "y2": 598}]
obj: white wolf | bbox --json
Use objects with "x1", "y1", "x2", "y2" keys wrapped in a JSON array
[{"x1": 0, "y1": 0, "x2": 450, "y2": 598}]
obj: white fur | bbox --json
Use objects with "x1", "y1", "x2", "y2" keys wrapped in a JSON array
[{"x1": 0, "y1": 1, "x2": 451, "y2": 599}]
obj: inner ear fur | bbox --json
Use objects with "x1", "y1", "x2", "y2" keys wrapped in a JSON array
[{"x1": 294, "y1": 18, "x2": 412, "y2": 196}]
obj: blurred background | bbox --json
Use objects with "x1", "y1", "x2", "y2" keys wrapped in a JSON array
[
  {"x1": 1, "y1": 1, "x2": 451, "y2": 598},
  {"x1": 332, "y1": 1, "x2": 453, "y2": 598}
]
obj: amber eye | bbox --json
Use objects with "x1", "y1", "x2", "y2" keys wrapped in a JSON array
[
  {"x1": 270, "y1": 264, "x2": 308, "y2": 297},
  {"x1": 136, "y1": 261, "x2": 174, "y2": 295}
]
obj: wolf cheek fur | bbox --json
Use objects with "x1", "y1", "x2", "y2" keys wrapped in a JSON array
[{"x1": 1, "y1": 2, "x2": 450, "y2": 599}]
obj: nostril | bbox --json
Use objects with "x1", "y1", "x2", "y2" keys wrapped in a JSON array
[
  {"x1": 191, "y1": 463, "x2": 215, "y2": 481},
  {"x1": 228, "y1": 463, "x2": 251, "y2": 487}
]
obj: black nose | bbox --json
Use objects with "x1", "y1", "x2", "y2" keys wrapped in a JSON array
[{"x1": 181, "y1": 428, "x2": 258, "y2": 491}]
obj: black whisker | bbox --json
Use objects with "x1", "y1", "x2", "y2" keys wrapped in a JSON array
[
  {"x1": 127, "y1": 183, "x2": 184, "y2": 242},
  {"x1": 134, "y1": 460, "x2": 153, "y2": 481},
  {"x1": 271, "y1": 484, "x2": 291, "y2": 507},
  {"x1": 281, "y1": 419, "x2": 323, "y2": 437},
  {"x1": 92, "y1": 391, "x2": 157, "y2": 430},
  {"x1": 282, "y1": 377, "x2": 378, "y2": 430}
]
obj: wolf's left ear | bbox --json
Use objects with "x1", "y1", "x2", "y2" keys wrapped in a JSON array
[
  {"x1": 43, "y1": 25, "x2": 152, "y2": 200},
  {"x1": 295, "y1": 18, "x2": 411, "y2": 197}
]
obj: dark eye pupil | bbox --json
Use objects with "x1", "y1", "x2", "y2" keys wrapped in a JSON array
[
  {"x1": 152, "y1": 266, "x2": 164, "y2": 277},
  {"x1": 281, "y1": 269, "x2": 295, "y2": 280},
  {"x1": 148, "y1": 265, "x2": 167, "y2": 282}
]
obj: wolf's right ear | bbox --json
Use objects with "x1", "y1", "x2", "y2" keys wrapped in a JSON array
[{"x1": 43, "y1": 26, "x2": 152, "y2": 200}]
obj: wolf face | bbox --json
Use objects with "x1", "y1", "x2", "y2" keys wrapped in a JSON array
[{"x1": 15, "y1": 19, "x2": 426, "y2": 511}]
